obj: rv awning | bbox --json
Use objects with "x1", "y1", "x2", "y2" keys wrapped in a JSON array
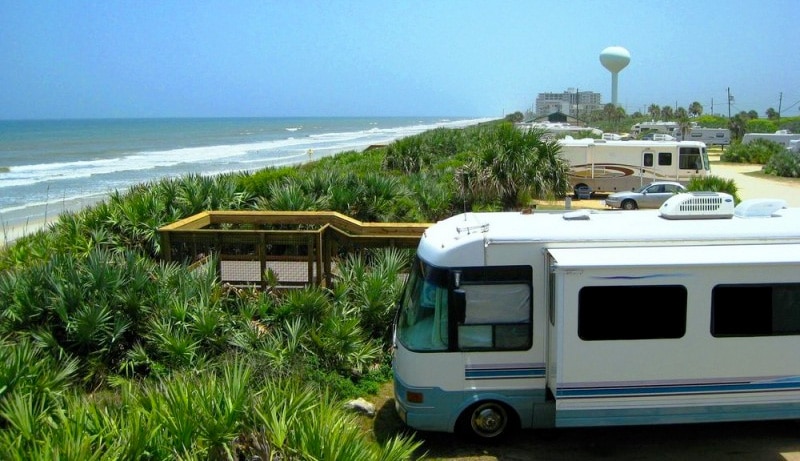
[{"x1": 548, "y1": 243, "x2": 800, "y2": 271}]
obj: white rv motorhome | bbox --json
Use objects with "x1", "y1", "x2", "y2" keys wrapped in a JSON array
[
  {"x1": 631, "y1": 121, "x2": 679, "y2": 137},
  {"x1": 558, "y1": 137, "x2": 710, "y2": 196},
  {"x1": 393, "y1": 194, "x2": 800, "y2": 440}
]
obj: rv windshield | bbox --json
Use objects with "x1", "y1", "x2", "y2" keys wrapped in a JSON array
[
  {"x1": 679, "y1": 146, "x2": 710, "y2": 171},
  {"x1": 396, "y1": 258, "x2": 449, "y2": 352}
]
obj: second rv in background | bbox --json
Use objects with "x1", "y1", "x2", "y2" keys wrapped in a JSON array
[{"x1": 630, "y1": 121, "x2": 731, "y2": 146}]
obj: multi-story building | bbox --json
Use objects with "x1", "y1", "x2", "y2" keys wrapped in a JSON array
[{"x1": 534, "y1": 89, "x2": 602, "y2": 119}]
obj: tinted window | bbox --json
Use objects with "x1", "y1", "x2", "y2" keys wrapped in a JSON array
[
  {"x1": 457, "y1": 266, "x2": 532, "y2": 351},
  {"x1": 712, "y1": 284, "x2": 800, "y2": 336},
  {"x1": 578, "y1": 285, "x2": 687, "y2": 340},
  {"x1": 658, "y1": 152, "x2": 672, "y2": 166}
]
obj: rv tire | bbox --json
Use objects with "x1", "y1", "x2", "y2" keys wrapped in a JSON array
[{"x1": 458, "y1": 401, "x2": 517, "y2": 441}]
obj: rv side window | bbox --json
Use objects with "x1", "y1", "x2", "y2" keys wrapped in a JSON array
[
  {"x1": 578, "y1": 285, "x2": 687, "y2": 340},
  {"x1": 711, "y1": 284, "x2": 800, "y2": 337},
  {"x1": 643, "y1": 153, "x2": 653, "y2": 167},
  {"x1": 658, "y1": 152, "x2": 672, "y2": 166},
  {"x1": 455, "y1": 265, "x2": 533, "y2": 351}
]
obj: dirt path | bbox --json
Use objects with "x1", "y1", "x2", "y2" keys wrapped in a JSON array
[{"x1": 709, "y1": 162, "x2": 800, "y2": 206}]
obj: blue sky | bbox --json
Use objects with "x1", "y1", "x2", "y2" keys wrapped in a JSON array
[{"x1": 1, "y1": 0, "x2": 798, "y2": 119}]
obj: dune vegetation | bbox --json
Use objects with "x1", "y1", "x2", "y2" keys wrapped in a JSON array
[
  {"x1": 0, "y1": 120, "x2": 572, "y2": 459},
  {"x1": 0, "y1": 119, "x2": 746, "y2": 458}
]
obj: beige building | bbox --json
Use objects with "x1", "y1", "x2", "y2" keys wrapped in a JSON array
[{"x1": 535, "y1": 89, "x2": 602, "y2": 118}]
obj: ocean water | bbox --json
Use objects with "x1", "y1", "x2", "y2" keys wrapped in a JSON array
[{"x1": 0, "y1": 116, "x2": 491, "y2": 230}]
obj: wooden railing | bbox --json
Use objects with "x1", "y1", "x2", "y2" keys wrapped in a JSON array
[{"x1": 159, "y1": 211, "x2": 430, "y2": 289}]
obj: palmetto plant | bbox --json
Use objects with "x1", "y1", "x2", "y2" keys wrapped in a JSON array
[
  {"x1": 327, "y1": 172, "x2": 363, "y2": 216},
  {"x1": 687, "y1": 175, "x2": 741, "y2": 203},
  {"x1": 251, "y1": 377, "x2": 423, "y2": 461},
  {"x1": 334, "y1": 248, "x2": 412, "y2": 342},
  {"x1": 0, "y1": 338, "x2": 80, "y2": 458},
  {"x1": 0, "y1": 337, "x2": 78, "y2": 407},
  {"x1": 457, "y1": 123, "x2": 570, "y2": 210},
  {"x1": 357, "y1": 173, "x2": 411, "y2": 222},
  {"x1": 175, "y1": 173, "x2": 253, "y2": 215},
  {"x1": 254, "y1": 181, "x2": 327, "y2": 211},
  {"x1": 407, "y1": 172, "x2": 455, "y2": 221}
]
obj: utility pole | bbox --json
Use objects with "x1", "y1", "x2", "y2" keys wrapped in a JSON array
[
  {"x1": 711, "y1": 98, "x2": 714, "y2": 116},
  {"x1": 727, "y1": 87, "x2": 733, "y2": 119},
  {"x1": 778, "y1": 92, "x2": 783, "y2": 120}
]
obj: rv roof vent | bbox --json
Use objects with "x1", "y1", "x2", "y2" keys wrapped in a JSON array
[
  {"x1": 734, "y1": 198, "x2": 786, "y2": 218},
  {"x1": 659, "y1": 192, "x2": 735, "y2": 220},
  {"x1": 562, "y1": 209, "x2": 591, "y2": 221}
]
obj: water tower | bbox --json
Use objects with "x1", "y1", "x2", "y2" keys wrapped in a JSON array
[{"x1": 599, "y1": 46, "x2": 630, "y2": 106}]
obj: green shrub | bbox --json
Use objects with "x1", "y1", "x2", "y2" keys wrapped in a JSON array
[
  {"x1": 721, "y1": 139, "x2": 785, "y2": 164},
  {"x1": 687, "y1": 175, "x2": 741, "y2": 204},
  {"x1": 746, "y1": 118, "x2": 778, "y2": 134},
  {"x1": 763, "y1": 148, "x2": 800, "y2": 178}
]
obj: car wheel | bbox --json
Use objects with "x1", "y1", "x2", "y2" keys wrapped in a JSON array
[{"x1": 621, "y1": 199, "x2": 637, "y2": 210}]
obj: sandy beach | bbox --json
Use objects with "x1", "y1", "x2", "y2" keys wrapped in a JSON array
[{"x1": 1, "y1": 216, "x2": 54, "y2": 247}]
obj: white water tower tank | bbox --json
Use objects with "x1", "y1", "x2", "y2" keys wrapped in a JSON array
[{"x1": 599, "y1": 46, "x2": 630, "y2": 106}]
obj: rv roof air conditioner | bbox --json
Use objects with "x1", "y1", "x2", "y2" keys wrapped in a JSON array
[{"x1": 659, "y1": 192, "x2": 735, "y2": 219}]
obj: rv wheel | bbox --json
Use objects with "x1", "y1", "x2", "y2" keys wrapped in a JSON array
[{"x1": 459, "y1": 401, "x2": 515, "y2": 440}]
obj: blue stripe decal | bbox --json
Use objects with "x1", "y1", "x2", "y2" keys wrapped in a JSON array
[
  {"x1": 557, "y1": 376, "x2": 800, "y2": 399},
  {"x1": 465, "y1": 364, "x2": 545, "y2": 380}
]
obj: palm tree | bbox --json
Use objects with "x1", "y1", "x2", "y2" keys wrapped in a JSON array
[
  {"x1": 766, "y1": 107, "x2": 779, "y2": 120},
  {"x1": 689, "y1": 101, "x2": 703, "y2": 118},
  {"x1": 648, "y1": 104, "x2": 661, "y2": 120},
  {"x1": 602, "y1": 103, "x2": 618, "y2": 123},
  {"x1": 675, "y1": 108, "x2": 691, "y2": 140}
]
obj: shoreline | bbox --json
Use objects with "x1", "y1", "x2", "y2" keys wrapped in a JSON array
[{"x1": 1, "y1": 216, "x2": 53, "y2": 248}]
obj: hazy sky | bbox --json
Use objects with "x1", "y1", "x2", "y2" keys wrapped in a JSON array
[{"x1": 1, "y1": 0, "x2": 798, "y2": 120}]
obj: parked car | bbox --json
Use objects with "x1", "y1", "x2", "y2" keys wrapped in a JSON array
[{"x1": 604, "y1": 181, "x2": 687, "y2": 210}]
